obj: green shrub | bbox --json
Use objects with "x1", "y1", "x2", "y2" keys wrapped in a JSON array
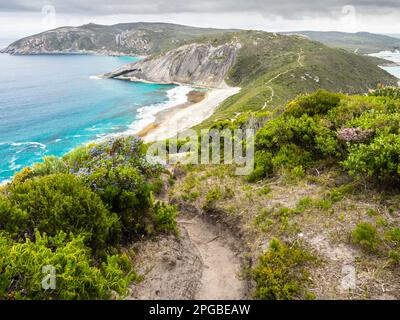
[
  {"x1": 1, "y1": 174, "x2": 119, "y2": 250},
  {"x1": 247, "y1": 150, "x2": 273, "y2": 182},
  {"x1": 252, "y1": 113, "x2": 339, "y2": 181},
  {"x1": 68, "y1": 137, "x2": 162, "y2": 239},
  {"x1": 0, "y1": 231, "x2": 134, "y2": 300},
  {"x1": 63, "y1": 145, "x2": 91, "y2": 169},
  {"x1": 369, "y1": 86, "x2": 400, "y2": 100},
  {"x1": 153, "y1": 202, "x2": 178, "y2": 233},
  {"x1": 32, "y1": 156, "x2": 68, "y2": 177},
  {"x1": 343, "y1": 134, "x2": 400, "y2": 183},
  {"x1": 272, "y1": 144, "x2": 312, "y2": 169},
  {"x1": 352, "y1": 223, "x2": 380, "y2": 252},
  {"x1": 285, "y1": 90, "x2": 342, "y2": 118},
  {"x1": 203, "y1": 188, "x2": 223, "y2": 209},
  {"x1": 385, "y1": 228, "x2": 400, "y2": 264},
  {"x1": 253, "y1": 238, "x2": 315, "y2": 300}
]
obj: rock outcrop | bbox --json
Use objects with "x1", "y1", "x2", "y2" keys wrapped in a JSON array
[{"x1": 103, "y1": 42, "x2": 240, "y2": 88}]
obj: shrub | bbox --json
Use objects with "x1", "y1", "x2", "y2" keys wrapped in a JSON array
[
  {"x1": 66, "y1": 137, "x2": 164, "y2": 239},
  {"x1": 1, "y1": 174, "x2": 119, "y2": 250},
  {"x1": 352, "y1": 223, "x2": 380, "y2": 252},
  {"x1": 251, "y1": 112, "x2": 339, "y2": 181},
  {"x1": 31, "y1": 156, "x2": 68, "y2": 177},
  {"x1": 369, "y1": 86, "x2": 400, "y2": 100},
  {"x1": 272, "y1": 144, "x2": 312, "y2": 169},
  {"x1": 153, "y1": 202, "x2": 178, "y2": 233},
  {"x1": 285, "y1": 90, "x2": 342, "y2": 118},
  {"x1": 343, "y1": 134, "x2": 400, "y2": 183},
  {"x1": 385, "y1": 228, "x2": 400, "y2": 264},
  {"x1": 252, "y1": 238, "x2": 315, "y2": 300},
  {"x1": 247, "y1": 150, "x2": 273, "y2": 182},
  {"x1": 0, "y1": 231, "x2": 134, "y2": 300},
  {"x1": 203, "y1": 188, "x2": 223, "y2": 209}
]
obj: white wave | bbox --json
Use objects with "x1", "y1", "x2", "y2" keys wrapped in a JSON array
[
  {"x1": 125, "y1": 85, "x2": 194, "y2": 135},
  {"x1": 9, "y1": 156, "x2": 22, "y2": 171},
  {"x1": 85, "y1": 127, "x2": 102, "y2": 132},
  {"x1": 11, "y1": 141, "x2": 47, "y2": 149}
]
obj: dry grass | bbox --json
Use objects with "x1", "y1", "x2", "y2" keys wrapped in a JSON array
[{"x1": 170, "y1": 163, "x2": 400, "y2": 300}]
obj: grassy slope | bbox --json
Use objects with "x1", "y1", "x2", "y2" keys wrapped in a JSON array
[
  {"x1": 197, "y1": 32, "x2": 397, "y2": 128},
  {"x1": 170, "y1": 90, "x2": 400, "y2": 299},
  {"x1": 170, "y1": 163, "x2": 400, "y2": 299},
  {"x1": 281, "y1": 31, "x2": 400, "y2": 54}
]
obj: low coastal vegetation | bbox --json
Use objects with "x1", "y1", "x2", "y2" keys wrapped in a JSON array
[
  {"x1": 0, "y1": 136, "x2": 177, "y2": 299},
  {"x1": 1, "y1": 87, "x2": 399, "y2": 300},
  {"x1": 170, "y1": 87, "x2": 400, "y2": 300}
]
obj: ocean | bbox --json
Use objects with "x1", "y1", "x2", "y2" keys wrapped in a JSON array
[
  {"x1": 370, "y1": 51, "x2": 400, "y2": 79},
  {"x1": 0, "y1": 53, "x2": 191, "y2": 182}
]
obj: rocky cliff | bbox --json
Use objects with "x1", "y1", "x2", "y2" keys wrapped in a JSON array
[{"x1": 103, "y1": 42, "x2": 240, "y2": 88}]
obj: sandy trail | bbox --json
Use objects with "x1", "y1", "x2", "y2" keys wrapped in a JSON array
[
  {"x1": 262, "y1": 49, "x2": 304, "y2": 110},
  {"x1": 179, "y1": 216, "x2": 245, "y2": 300},
  {"x1": 129, "y1": 215, "x2": 246, "y2": 300}
]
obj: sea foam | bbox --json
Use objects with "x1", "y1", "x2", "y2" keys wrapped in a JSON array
[{"x1": 125, "y1": 85, "x2": 193, "y2": 135}]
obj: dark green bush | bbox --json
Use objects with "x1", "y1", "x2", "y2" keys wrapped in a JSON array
[
  {"x1": 252, "y1": 238, "x2": 315, "y2": 300},
  {"x1": 343, "y1": 134, "x2": 400, "y2": 183},
  {"x1": 352, "y1": 222, "x2": 380, "y2": 252},
  {"x1": 0, "y1": 174, "x2": 119, "y2": 250},
  {"x1": 153, "y1": 202, "x2": 178, "y2": 233},
  {"x1": 251, "y1": 112, "x2": 339, "y2": 181},
  {"x1": 0, "y1": 231, "x2": 134, "y2": 300},
  {"x1": 247, "y1": 89, "x2": 400, "y2": 184},
  {"x1": 285, "y1": 90, "x2": 342, "y2": 118},
  {"x1": 247, "y1": 150, "x2": 273, "y2": 182},
  {"x1": 0, "y1": 135, "x2": 178, "y2": 300},
  {"x1": 65, "y1": 136, "x2": 164, "y2": 239}
]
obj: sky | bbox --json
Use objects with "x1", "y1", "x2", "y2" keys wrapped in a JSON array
[{"x1": 0, "y1": 0, "x2": 399, "y2": 40}]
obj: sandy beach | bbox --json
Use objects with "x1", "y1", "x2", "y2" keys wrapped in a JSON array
[{"x1": 138, "y1": 85, "x2": 241, "y2": 143}]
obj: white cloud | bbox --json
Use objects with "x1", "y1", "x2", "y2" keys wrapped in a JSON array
[{"x1": 1, "y1": 1, "x2": 400, "y2": 39}]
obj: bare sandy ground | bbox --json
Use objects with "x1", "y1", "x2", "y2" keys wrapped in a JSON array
[
  {"x1": 141, "y1": 86, "x2": 240, "y2": 143},
  {"x1": 180, "y1": 216, "x2": 245, "y2": 300},
  {"x1": 129, "y1": 215, "x2": 246, "y2": 300}
]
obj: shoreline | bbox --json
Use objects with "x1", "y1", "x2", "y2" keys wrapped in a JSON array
[
  {"x1": 137, "y1": 85, "x2": 240, "y2": 143},
  {"x1": 0, "y1": 86, "x2": 240, "y2": 184}
]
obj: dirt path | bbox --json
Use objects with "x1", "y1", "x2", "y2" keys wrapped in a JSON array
[
  {"x1": 262, "y1": 49, "x2": 304, "y2": 110},
  {"x1": 179, "y1": 216, "x2": 245, "y2": 300},
  {"x1": 129, "y1": 215, "x2": 246, "y2": 300}
]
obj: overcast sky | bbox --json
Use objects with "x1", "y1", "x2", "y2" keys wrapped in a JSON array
[{"x1": 1, "y1": 0, "x2": 399, "y2": 40}]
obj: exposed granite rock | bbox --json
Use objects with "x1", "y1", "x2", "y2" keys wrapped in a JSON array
[{"x1": 103, "y1": 42, "x2": 240, "y2": 88}]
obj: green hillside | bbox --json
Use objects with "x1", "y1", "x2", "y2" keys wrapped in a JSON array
[
  {"x1": 282, "y1": 31, "x2": 400, "y2": 54},
  {"x1": 197, "y1": 31, "x2": 397, "y2": 128}
]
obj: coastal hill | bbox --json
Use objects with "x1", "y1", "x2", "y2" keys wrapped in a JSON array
[
  {"x1": 103, "y1": 30, "x2": 398, "y2": 127},
  {"x1": 1, "y1": 22, "x2": 236, "y2": 56},
  {"x1": 281, "y1": 31, "x2": 400, "y2": 54},
  {"x1": 3, "y1": 22, "x2": 398, "y2": 128}
]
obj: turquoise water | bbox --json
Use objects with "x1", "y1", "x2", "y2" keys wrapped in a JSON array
[{"x1": 0, "y1": 54, "x2": 176, "y2": 182}]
